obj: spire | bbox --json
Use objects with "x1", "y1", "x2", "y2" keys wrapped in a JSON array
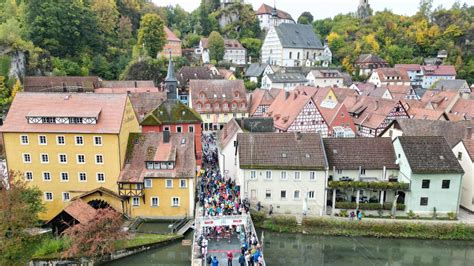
[
  {"x1": 165, "y1": 50, "x2": 177, "y2": 82},
  {"x1": 271, "y1": 0, "x2": 278, "y2": 17}
]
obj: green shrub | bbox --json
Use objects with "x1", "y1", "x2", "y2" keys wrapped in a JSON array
[
  {"x1": 407, "y1": 210, "x2": 415, "y2": 219},
  {"x1": 270, "y1": 215, "x2": 297, "y2": 227},
  {"x1": 339, "y1": 210, "x2": 348, "y2": 217},
  {"x1": 32, "y1": 237, "x2": 70, "y2": 258},
  {"x1": 432, "y1": 207, "x2": 437, "y2": 219},
  {"x1": 329, "y1": 181, "x2": 409, "y2": 191},
  {"x1": 447, "y1": 212, "x2": 457, "y2": 220},
  {"x1": 251, "y1": 211, "x2": 266, "y2": 225}
]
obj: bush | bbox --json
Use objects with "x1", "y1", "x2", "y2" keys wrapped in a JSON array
[
  {"x1": 407, "y1": 210, "x2": 416, "y2": 219},
  {"x1": 329, "y1": 181, "x2": 409, "y2": 191},
  {"x1": 335, "y1": 202, "x2": 405, "y2": 211},
  {"x1": 270, "y1": 215, "x2": 297, "y2": 227},
  {"x1": 32, "y1": 237, "x2": 70, "y2": 258},
  {"x1": 339, "y1": 210, "x2": 348, "y2": 217},
  {"x1": 251, "y1": 211, "x2": 266, "y2": 225},
  {"x1": 447, "y1": 212, "x2": 457, "y2": 220}
]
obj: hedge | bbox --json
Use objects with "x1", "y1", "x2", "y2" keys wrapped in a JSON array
[
  {"x1": 300, "y1": 217, "x2": 474, "y2": 240},
  {"x1": 329, "y1": 181, "x2": 409, "y2": 191},
  {"x1": 335, "y1": 202, "x2": 406, "y2": 210}
]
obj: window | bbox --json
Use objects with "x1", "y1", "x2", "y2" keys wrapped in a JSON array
[
  {"x1": 294, "y1": 190, "x2": 301, "y2": 199},
  {"x1": 422, "y1": 179, "x2": 430, "y2": 189},
  {"x1": 442, "y1": 180, "x2": 450, "y2": 189},
  {"x1": 251, "y1": 189, "x2": 257, "y2": 200},
  {"x1": 95, "y1": 154, "x2": 103, "y2": 164},
  {"x1": 166, "y1": 179, "x2": 173, "y2": 188},
  {"x1": 457, "y1": 152, "x2": 462, "y2": 160},
  {"x1": 43, "y1": 172, "x2": 51, "y2": 181},
  {"x1": 289, "y1": 52, "x2": 292, "y2": 59},
  {"x1": 309, "y1": 172, "x2": 316, "y2": 181},
  {"x1": 265, "y1": 190, "x2": 272, "y2": 199},
  {"x1": 420, "y1": 197, "x2": 428, "y2": 206},
  {"x1": 151, "y1": 197, "x2": 159, "y2": 207},
  {"x1": 250, "y1": 171, "x2": 256, "y2": 180},
  {"x1": 25, "y1": 172, "x2": 33, "y2": 181},
  {"x1": 180, "y1": 179, "x2": 187, "y2": 188},
  {"x1": 97, "y1": 173, "x2": 105, "y2": 183},
  {"x1": 62, "y1": 192, "x2": 70, "y2": 202},
  {"x1": 294, "y1": 172, "x2": 301, "y2": 181},
  {"x1": 45, "y1": 192, "x2": 53, "y2": 201},
  {"x1": 172, "y1": 197, "x2": 180, "y2": 207},
  {"x1": 265, "y1": 171, "x2": 272, "y2": 180},
  {"x1": 79, "y1": 172, "x2": 87, "y2": 182},
  {"x1": 70, "y1": 117, "x2": 83, "y2": 124},
  {"x1": 188, "y1": 125, "x2": 194, "y2": 133},
  {"x1": 57, "y1": 136, "x2": 65, "y2": 145},
  {"x1": 38, "y1": 135, "x2": 47, "y2": 145},
  {"x1": 164, "y1": 126, "x2": 170, "y2": 131},
  {"x1": 58, "y1": 154, "x2": 67, "y2": 164},
  {"x1": 40, "y1": 153, "x2": 49, "y2": 163},
  {"x1": 20, "y1": 135, "x2": 29, "y2": 145},
  {"x1": 281, "y1": 171, "x2": 287, "y2": 180},
  {"x1": 94, "y1": 136, "x2": 102, "y2": 146},
  {"x1": 145, "y1": 179, "x2": 152, "y2": 188},
  {"x1": 75, "y1": 136, "x2": 84, "y2": 145},
  {"x1": 132, "y1": 197, "x2": 140, "y2": 207},
  {"x1": 308, "y1": 191, "x2": 315, "y2": 199},
  {"x1": 360, "y1": 169, "x2": 366, "y2": 175},
  {"x1": 60, "y1": 172, "x2": 69, "y2": 182},
  {"x1": 77, "y1": 154, "x2": 85, "y2": 164},
  {"x1": 23, "y1": 153, "x2": 31, "y2": 163},
  {"x1": 177, "y1": 126, "x2": 182, "y2": 133},
  {"x1": 281, "y1": 190, "x2": 287, "y2": 199}
]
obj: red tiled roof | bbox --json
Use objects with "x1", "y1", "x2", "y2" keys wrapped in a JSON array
[
  {"x1": 190, "y1": 80, "x2": 248, "y2": 114},
  {"x1": 421, "y1": 65, "x2": 456, "y2": 76},
  {"x1": 375, "y1": 68, "x2": 410, "y2": 82},
  {"x1": 256, "y1": 4, "x2": 294, "y2": 21},
  {"x1": 201, "y1": 38, "x2": 244, "y2": 49},
  {"x1": 349, "y1": 96, "x2": 403, "y2": 129},
  {"x1": 407, "y1": 107, "x2": 446, "y2": 120},
  {"x1": 154, "y1": 143, "x2": 176, "y2": 162},
  {"x1": 249, "y1": 88, "x2": 279, "y2": 115},
  {"x1": 395, "y1": 64, "x2": 421, "y2": 72},
  {"x1": 464, "y1": 139, "x2": 474, "y2": 161},
  {"x1": 164, "y1": 26, "x2": 180, "y2": 42},
  {"x1": 420, "y1": 90, "x2": 460, "y2": 112},
  {"x1": 95, "y1": 87, "x2": 159, "y2": 94},
  {"x1": 450, "y1": 98, "x2": 474, "y2": 119},
  {"x1": 267, "y1": 88, "x2": 315, "y2": 131},
  {"x1": 218, "y1": 118, "x2": 242, "y2": 150},
  {"x1": 63, "y1": 200, "x2": 97, "y2": 224},
  {"x1": 1, "y1": 93, "x2": 129, "y2": 134}
]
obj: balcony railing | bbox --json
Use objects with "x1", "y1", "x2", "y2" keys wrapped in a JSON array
[{"x1": 328, "y1": 180, "x2": 409, "y2": 191}]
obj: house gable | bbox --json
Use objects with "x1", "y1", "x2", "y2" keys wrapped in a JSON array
[{"x1": 287, "y1": 99, "x2": 328, "y2": 136}]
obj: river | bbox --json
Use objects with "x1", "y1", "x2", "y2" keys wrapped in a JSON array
[{"x1": 108, "y1": 230, "x2": 474, "y2": 265}]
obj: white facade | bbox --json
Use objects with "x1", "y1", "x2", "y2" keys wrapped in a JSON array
[
  {"x1": 261, "y1": 27, "x2": 331, "y2": 67},
  {"x1": 218, "y1": 128, "x2": 243, "y2": 180},
  {"x1": 239, "y1": 168, "x2": 327, "y2": 216},
  {"x1": 258, "y1": 14, "x2": 294, "y2": 32},
  {"x1": 452, "y1": 141, "x2": 474, "y2": 212},
  {"x1": 368, "y1": 72, "x2": 410, "y2": 87},
  {"x1": 422, "y1": 75, "x2": 455, "y2": 89},
  {"x1": 261, "y1": 75, "x2": 306, "y2": 91},
  {"x1": 223, "y1": 48, "x2": 246, "y2": 65},
  {"x1": 306, "y1": 72, "x2": 343, "y2": 88}
]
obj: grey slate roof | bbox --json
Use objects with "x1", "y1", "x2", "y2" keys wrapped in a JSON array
[
  {"x1": 266, "y1": 72, "x2": 307, "y2": 83},
  {"x1": 433, "y1": 79, "x2": 469, "y2": 91},
  {"x1": 245, "y1": 63, "x2": 268, "y2": 77},
  {"x1": 385, "y1": 119, "x2": 474, "y2": 148},
  {"x1": 398, "y1": 136, "x2": 464, "y2": 174},
  {"x1": 323, "y1": 138, "x2": 399, "y2": 170},
  {"x1": 235, "y1": 117, "x2": 274, "y2": 133},
  {"x1": 238, "y1": 132, "x2": 327, "y2": 170},
  {"x1": 275, "y1": 23, "x2": 323, "y2": 49}
]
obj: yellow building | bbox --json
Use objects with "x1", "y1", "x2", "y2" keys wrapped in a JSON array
[
  {"x1": 118, "y1": 132, "x2": 195, "y2": 218},
  {"x1": 1, "y1": 92, "x2": 140, "y2": 220}
]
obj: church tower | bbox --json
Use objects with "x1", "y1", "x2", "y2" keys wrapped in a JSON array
[
  {"x1": 357, "y1": 0, "x2": 371, "y2": 20},
  {"x1": 164, "y1": 50, "x2": 178, "y2": 100}
]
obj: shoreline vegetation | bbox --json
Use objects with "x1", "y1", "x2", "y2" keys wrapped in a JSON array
[{"x1": 252, "y1": 212, "x2": 474, "y2": 241}]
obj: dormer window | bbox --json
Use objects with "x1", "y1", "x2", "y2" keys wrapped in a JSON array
[
  {"x1": 197, "y1": 103, "x2": 202, "y2": 110},
  {"x1": 206, "y1": 104, "x2": 211, "y2": 110},
  {"x1": 28, "y1": 116, "x2": 97, "y2": 125},
  {"x1": 234, "y1": 91, "x2": 240, "y2": 98},
  {"x1": 146, "y1": 161, "x2": 175, "y2": 170},
  {"x1": 232, "y1": 103, "x2": 237, "y2": 110},
  {"x1": 223, "y1": 103, "x2": 228, "y2": 109}
]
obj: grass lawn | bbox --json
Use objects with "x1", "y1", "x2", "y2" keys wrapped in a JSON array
[{"x1": 115, "y1": 233, "x2": 180, "y2": 250}]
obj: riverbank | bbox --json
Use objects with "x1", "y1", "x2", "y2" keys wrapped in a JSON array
[{"x1": 253, "y1": 212, "x2": 474, "y2": 240}]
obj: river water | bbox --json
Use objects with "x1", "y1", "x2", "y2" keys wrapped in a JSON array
[{"x1": 108, "y1": 230, "x2": 474, "y2": 266}]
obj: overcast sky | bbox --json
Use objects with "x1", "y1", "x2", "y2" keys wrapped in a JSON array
[{"x1": 153, "y1": 0, "x2": 472, "y2": 20}]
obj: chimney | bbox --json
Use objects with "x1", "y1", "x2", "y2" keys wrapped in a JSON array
[
  {"x1": 134, "y1": 81, "x2": 138, "y2": 88},
  {"x1": 285, "y1": 91, "x2": 289, "y2": 100},
  {"x1": 296, "y1": 132, "x2": 302, "y2": 141},
  {"x1": 374, "y1": 100, "x2": 379, "y2": 111},
  {"x1": 466, "y1": 127, "x2": 473, "y2": 140},
  {"x1": 163, "y1": 130, "x2": 170, "y2": 143}
]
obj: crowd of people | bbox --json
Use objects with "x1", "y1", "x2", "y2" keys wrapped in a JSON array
[{"x1": 197, "y1": 133, "x2": 263, "y2": 266}]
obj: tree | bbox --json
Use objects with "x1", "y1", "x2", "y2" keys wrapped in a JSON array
[
  {"x1": 91, "y1": 0, "x2": 119, "y2": 39},
  {"x1": 63, "y1": 208, "x2": 127, "y2": 261},
  {"x1": 207, "y1": 31, "x2": 225, "y2": 63},
  {"x1": 11, "y1": 79, "x2": 21, "y2": 99},
  {"x1": 240, "y1": 38, "x2": 262, "y2": 61},
  {"x1": 0, "y1": 174, "x2": 45, "y2": 264},
  {"x1": 297, "y1": 11, "x2": 314, "y2": 24},
  {"x1": 0, "y1": 75, "x2": 11, "y2": 109},
  {"x1": 137, "y1": 13, "x2": 166, "y2": 58}
]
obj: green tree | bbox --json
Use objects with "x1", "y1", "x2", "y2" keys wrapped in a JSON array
[
  {"x1": 91, "y1": 0, "x2": 119, "y2": 39},
  {"x1": 0, "y1": 174, "x2": 45, "y2": 264},
  {"x1": 137, "y1": 13, "x2": 166, "y2": 58},
  {"x1": 298, "y1": 11, "x2": 314, "y2": 24},
  {"x1": 240, "y1": 38, "x2": 262, "y2": 61},
  {"x1": 208, "y1": 31, "x2": 225, "y2": 63}
]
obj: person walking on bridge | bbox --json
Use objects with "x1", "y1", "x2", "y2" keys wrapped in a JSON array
[{"x1": 227, "y1": 251, "x2": 233, "y2": 266}]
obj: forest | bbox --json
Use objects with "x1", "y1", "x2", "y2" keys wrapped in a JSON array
[{"x1": 0, "y1": 0, "x2": 472, "y2": 94}]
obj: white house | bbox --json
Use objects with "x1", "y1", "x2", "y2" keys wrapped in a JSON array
[
  {"x1": 245, "y1": 63, "x2": 275, "y2": 83},
  {"x1": 255, "y1": 3, "x2": 295, "y2": 32},
  {"x1": 198, "y1": 38, "x2": 246, "y2": 65},
  {"x1": 452, "y1": 128, "x2": 474, "y2": 212},
  {"x1": 368, "y1": 68, "x2": 411, "y2": 87},
  {"x1": 261, "y1": 72, "x2": 307, "y2": 91},
  {"x1": 261, "y1": 23, "x2": 331, "y2": 67},
  {"x1": 306, "y1": 69, "x2": 344, "y2": 88},
  {"x1": 217, "y1": 117, "x2": 274, "y2": 179},
  {"x1": 420, "y1": 65, "x2": 456, "y2": 89},
  {"x1": 236, "y1": 132, "x2": 328, "y2": 216}
]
